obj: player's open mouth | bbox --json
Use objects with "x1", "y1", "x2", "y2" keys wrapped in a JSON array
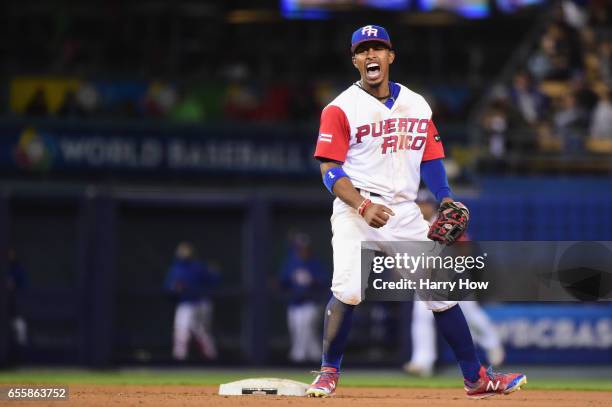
[{"x1": 366, "y1": 63, "x2": 381, "y2": 80}]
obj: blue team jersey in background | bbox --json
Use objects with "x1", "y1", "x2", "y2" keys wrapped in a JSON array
[
  {"x1": 279, "y1": 251, "x2": 327, "y2": 305},
  {"x1": 164, "y1": 259, "x2": 220, "y2": 303}
]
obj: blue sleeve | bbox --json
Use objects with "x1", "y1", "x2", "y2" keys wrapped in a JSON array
[{"x1": 420, "y1": 158, "x2": 452, "y2": 202}]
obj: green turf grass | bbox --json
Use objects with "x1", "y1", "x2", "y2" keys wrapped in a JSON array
[{"x1": 0, "y1": 369, "x2": 610, "y2": 391}]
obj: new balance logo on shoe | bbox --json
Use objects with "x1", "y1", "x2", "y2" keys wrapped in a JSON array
[
  {"x1": 486, "y1": 381, "x2": 500, "y2": 392},
  {"x1": 466, "y1": 366, "x2": 527, "y2": 399}
]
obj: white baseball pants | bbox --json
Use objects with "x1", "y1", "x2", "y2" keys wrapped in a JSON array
[
  {"x1": 330, "y1": 192, "x2": 457, "y2": 311},
  {"x1": 287, "y1": 302, "x2": 322, "y2": 362},
  {"x1": 172, "y1": 300, "x2": 217, "y2": 360}
]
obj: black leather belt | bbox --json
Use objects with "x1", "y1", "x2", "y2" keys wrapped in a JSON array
[{"x1": 357, "y1": 188, "x2": 381, "y2": 197}]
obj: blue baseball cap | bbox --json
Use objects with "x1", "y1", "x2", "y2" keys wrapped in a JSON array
[{"x1": 351, "y1": 25, "x2": 392, "y2": 54}]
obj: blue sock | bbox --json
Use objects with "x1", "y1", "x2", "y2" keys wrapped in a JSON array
[
  {"x1": 321, "y1": 296, "x2": 355, "y2": 370},
  {"x1": 433, "y1": 304, "x2": 481, "y2": 382}
]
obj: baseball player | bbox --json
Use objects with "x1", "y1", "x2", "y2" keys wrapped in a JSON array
[
  {"x1": 306, "y1": 25, "x2": 526, "y2": 399},
  {"x1": 164, "y1": 242, "x2": 219, "y2": 361},
  {"x1": 279, "y1": 233, "x2": 327, "y2": 363},
  {"x1": 404, "y1": 192, "x2": 505, "y2": 377}
]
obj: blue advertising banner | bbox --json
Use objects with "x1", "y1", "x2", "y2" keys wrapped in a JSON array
[
  {"x1": 0, "y1": 121, "x2": 319, "y2": 176},
  {"x1": 440, "y1": 304, "x2": 612, "y2": 365}
]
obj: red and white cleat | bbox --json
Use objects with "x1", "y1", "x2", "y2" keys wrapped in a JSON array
[
  {"x1": 306, "y1": 367, "x2": 340, "y2": 398},
  {"x1": 464, "y1": 366, "x2": 527, "y2": 399}
]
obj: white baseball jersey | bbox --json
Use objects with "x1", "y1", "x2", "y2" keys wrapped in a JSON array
[{"x1": 314, "y1": 82, "x2": 444, "y2": 203}]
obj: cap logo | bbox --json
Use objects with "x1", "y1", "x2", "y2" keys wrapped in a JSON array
[{"x1": 361, "y1": 25, "x2": 378, "y2": 37}]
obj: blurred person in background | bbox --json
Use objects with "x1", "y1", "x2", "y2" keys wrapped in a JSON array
[
  {"x1": 7, "y1": 248, "x2": 28, "y2": 363},
  {"x1": 509, "y1": 71, "x2": 547, "y2": 125},
  {"x1": 279, "y1": 232, "x2": 327, "y2": 363},
  {"x1": 480, "y1": 86, "x2": 532, "y2": 159},
  {"x1": 590, "y1": 87, "x2": 612, "y2": 139},
  {"x1": 553, "y1": 92, "x2": 589, "y2": 152},
  {"x1": 587, "y1": 87, "x2": 612, "y2": 153},
  {"x1": 542, "y1": 23, "x2": 574, "y2": 80},
  {"x1": 569, "y1": 73, "x2": 598, "y2": 114},
  {"x1": 164, "y1": 241, "x2": 220, "y2": 361},
  {"x1": 528, "y1": 34, "x2": 557, "y2": 82},
  {"x1": 480, "y1": 88, "x2": 510, "y2": 160},
  {"x1": 404, "y1": 192, "x2": 504, "y2": 377}
]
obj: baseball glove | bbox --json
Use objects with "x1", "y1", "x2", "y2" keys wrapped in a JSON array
[{"x1": 427, "y1": 201, "x2": 469, "y2": 245}]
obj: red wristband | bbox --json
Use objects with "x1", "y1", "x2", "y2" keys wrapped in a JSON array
[{"x1": 358, "y1": 199, "x2": 372, "y2": 217}]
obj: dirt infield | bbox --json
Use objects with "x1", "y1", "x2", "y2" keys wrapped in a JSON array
[{"x1": 12, "y1": 385, "x2": 611, "y2": 407}]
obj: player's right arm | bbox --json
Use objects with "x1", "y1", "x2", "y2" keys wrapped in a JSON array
[
  {"x1": 319, "y1": 161, "x2": 394, "y2": 228},
  {"x1": 314, "y1": 105, "x2": 393, "y2": 228}
]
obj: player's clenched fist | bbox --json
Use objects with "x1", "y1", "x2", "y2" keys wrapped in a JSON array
[{"x1": 358, "y1": 199, "x2": 395, "y2": 228}]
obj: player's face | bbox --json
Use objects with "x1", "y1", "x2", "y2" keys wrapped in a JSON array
[{"x1": 352, "y1": 41, "x2": 395, "y2": 88}]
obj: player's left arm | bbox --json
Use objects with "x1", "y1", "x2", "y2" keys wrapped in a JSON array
[
  {"x1": 420, "y1": 121, "x2": 452, "y2": 203},
  {"x1": 421, "y1": 121, "x2": 469, "y2": 244},
  {"x1": 420, "y1": 159, "x2": 452, "y2": 204}
]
